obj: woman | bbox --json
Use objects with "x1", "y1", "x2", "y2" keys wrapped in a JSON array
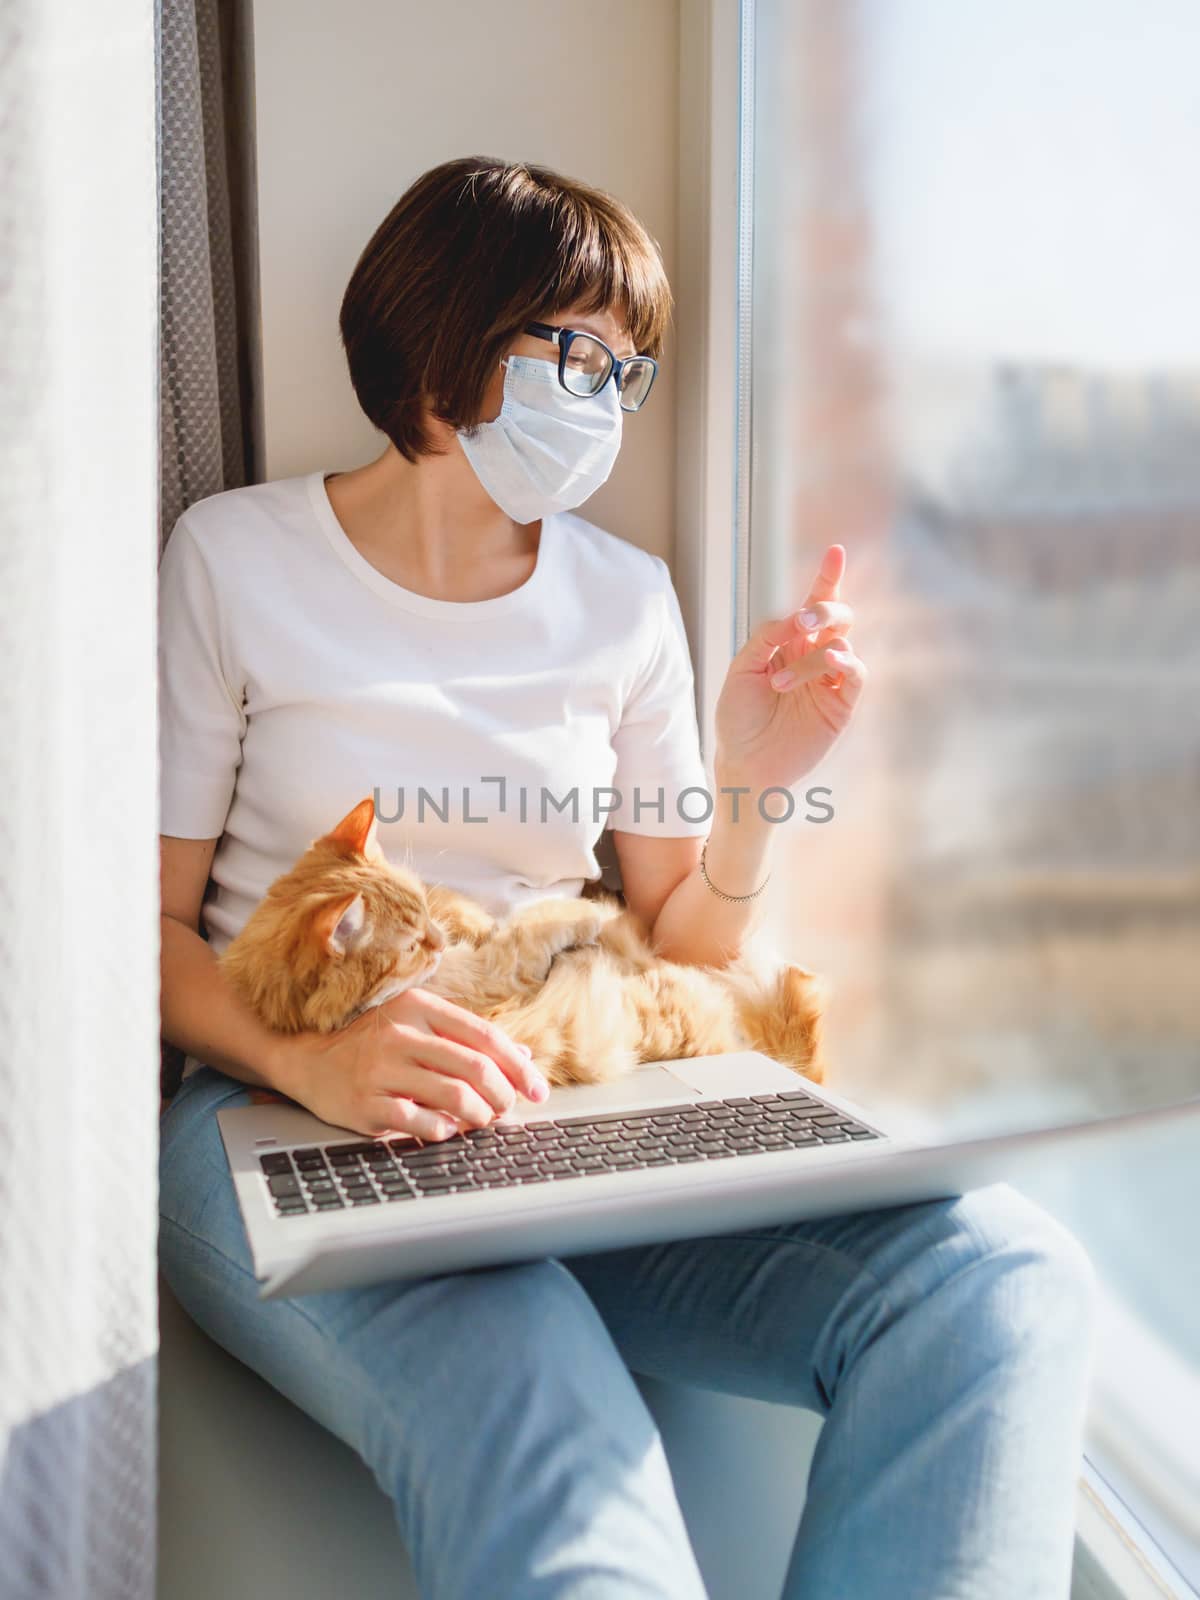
[{"x1": 158, "y1": 156, "x2": 1096, "y2": 1599}]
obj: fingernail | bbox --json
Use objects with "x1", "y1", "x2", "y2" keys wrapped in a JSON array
[
  {"x1": 518, "y1": 1043, "x2": 533, "y2": 1058},
  {"x1": 529, "y1": 1075, "x2": 550, "y2": 1102},
  {"x1": 433, "y1": 1118, "x2": 457, "y2": 1139},
  {"x1": 798, "y1": 610, "x2": 818, "y2": 628},
  {"x1": 827, "y1": 649, "x2": 852, "y2": 667},
  {"x1": 770, "y1": 669, "x2": 795, "y2": 690}
]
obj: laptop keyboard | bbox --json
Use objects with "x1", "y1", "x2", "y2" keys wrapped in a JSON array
[{"x1": 258, "y1": 1089, "x2": 883, "y2": 1219}]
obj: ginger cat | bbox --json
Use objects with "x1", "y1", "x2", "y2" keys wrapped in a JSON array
[{"x1": 218, "y1": 797, "x2": 826, "y2": 1086}]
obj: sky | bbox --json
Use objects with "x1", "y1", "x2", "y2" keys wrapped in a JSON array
[{"x1": 857, "y1": 0, "x2": 1200, "y2": 371}]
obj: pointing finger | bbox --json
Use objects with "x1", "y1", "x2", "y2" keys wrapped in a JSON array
[{"x1": 803, "y1": 544, "x2": 845, "y2": 608}]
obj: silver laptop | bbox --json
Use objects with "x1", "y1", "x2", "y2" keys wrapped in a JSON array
[{"x1": 216, "y1": 1049, "x2": 1197, "y2": 1300}]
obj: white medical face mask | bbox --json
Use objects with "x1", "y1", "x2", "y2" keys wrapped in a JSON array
[{"x1": 456, "y1": 354, "x2": 623, "y2": 524}]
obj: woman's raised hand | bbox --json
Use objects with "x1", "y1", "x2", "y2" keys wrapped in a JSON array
[
  {"x1": 713, "y1": 543, "x2": 867, "y2": 792},
  {"x1": 276, "y1": 988, "x2": 550, "y2": 1141}
]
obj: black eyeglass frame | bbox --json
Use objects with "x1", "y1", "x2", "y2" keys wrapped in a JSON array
[{"x1": 522, "y1": 321, "x2": 659, "y2": 411}]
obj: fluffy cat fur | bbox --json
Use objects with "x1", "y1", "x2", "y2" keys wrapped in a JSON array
[{"x1": 218, "y1": 797, "x2": 826, "y2": 1086}]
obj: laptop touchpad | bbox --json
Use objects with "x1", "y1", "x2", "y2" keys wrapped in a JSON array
[{"x1": 514, "y1": 1063, "x2": 701, "y2": 1123}]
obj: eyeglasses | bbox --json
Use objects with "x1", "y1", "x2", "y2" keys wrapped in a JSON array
[{"x1": 522, "y1": 321, "x2": 658, "y2": 412}]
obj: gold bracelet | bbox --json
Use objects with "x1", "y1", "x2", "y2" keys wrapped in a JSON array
[{"x1": 699, "y1": 840, "x2": 770, "y2": 902}]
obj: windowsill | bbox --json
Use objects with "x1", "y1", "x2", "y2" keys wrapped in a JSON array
[
  {"x1": 1084, "y1": 1288, "x2": 1200, "y2": 1587},
  {"x1": 1075, "y1": 1456, "x2": 1198, "y2": 1600}
]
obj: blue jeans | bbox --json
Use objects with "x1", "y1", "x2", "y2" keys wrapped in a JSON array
[{"x1": 159, "y1": 1065, "x2": 1097, "y2": 1600}]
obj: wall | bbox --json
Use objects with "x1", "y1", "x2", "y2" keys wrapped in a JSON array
[{"x1": 251, "y1": 0, "x2": 681, "y2": 564}]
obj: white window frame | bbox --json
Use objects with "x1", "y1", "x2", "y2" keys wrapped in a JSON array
[
  {"x1": 673, "y1": 0, "x2": 745, "y2": 771},
  {"x1": 675, "y1": 4, "x2": 1200, "y2": 1595}
]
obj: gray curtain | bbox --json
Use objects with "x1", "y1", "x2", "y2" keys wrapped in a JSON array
[
  {"x1": 159, "y1": 0, "x2": 261, "y2": 550},
  {"x1": 158, "y1": 0, "x2": 260, "y2": 1100},
  {"x1": 0, "y1": 1, "x2": 160, "y2": 1594}
]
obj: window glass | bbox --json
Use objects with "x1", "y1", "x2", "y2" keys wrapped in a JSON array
[{"x1": 746, "y1": 1, "x2": 1200, "y2": 1575}]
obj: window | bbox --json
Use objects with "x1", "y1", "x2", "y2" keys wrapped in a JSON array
[{"x1": 741, "y1": 0, "x2": 1200, "y2": 1585}]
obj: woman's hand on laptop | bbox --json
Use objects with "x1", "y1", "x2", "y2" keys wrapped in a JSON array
[{"x1": 271, "y1": 989, "x2": 550, "y2": 1142}]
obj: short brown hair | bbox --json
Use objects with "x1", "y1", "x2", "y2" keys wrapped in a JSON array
[{"x1": 338, "y1": 156, "x2": 674, "y2": 462}]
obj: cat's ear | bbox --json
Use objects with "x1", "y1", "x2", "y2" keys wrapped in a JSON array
[
  {"x1": 330, "y1": 797, "x2": 378, "y2": 858},
  {"x1": 313, "y1": 891, "x2": 371, "y2": 958}
]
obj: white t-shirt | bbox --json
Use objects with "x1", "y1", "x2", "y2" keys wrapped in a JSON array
[{"x1": 158, "y1": 470, "x2": 712, "y2": 1071}]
